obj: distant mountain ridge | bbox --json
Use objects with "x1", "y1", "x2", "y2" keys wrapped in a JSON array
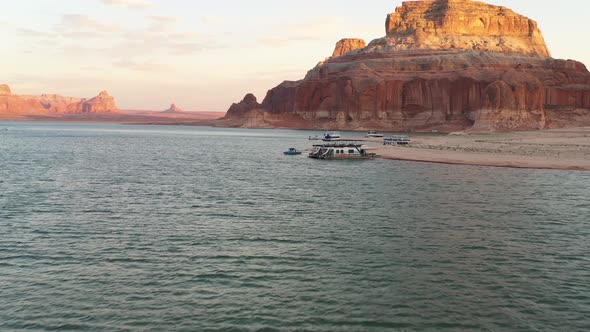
[{"x1": 0, "y1": 85, "x2": 120, "y2": 116}]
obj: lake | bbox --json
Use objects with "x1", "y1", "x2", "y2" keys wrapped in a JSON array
[{"x1": 1, "y1": 122, "x2": 589, "y2": 331}]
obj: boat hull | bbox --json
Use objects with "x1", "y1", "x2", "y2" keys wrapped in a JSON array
[{"x1": 308, "y1": 155, "x2": 373, "y2": 160}]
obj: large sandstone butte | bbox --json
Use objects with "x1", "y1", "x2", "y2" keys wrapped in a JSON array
[
  {"x1": 223, "y1": 0, "x2": 590, "y2": 132},
  {"x1": 0, "y1": 86, "x2": 120, "y2": 117}
]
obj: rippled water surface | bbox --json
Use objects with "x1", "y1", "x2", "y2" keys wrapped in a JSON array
[{"x1": 1, "y1": 122, "x2": 589, "y2": 331}]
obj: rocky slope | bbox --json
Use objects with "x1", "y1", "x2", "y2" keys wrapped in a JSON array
[
  {"x1": 0, "y1": 86, "x2": 120, "y2": 117},
  {"x1": 222, "y1": 0, "x2": 590, "y2": 132}
]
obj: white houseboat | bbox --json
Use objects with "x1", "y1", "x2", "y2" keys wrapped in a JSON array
[
  {"x1": 308, "y1": 143, "x2": 376, "y2": 160},
  {"x1": 365, "y1": 131, "x2": 384, "y2": 138}
]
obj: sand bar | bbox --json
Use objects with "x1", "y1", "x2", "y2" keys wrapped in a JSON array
[{"x1": 374, "y1": 127, "x2": 590, "y2": 171}]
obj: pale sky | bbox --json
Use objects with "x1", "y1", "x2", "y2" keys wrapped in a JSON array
[{"x1": 1, "y1": 0, "x2": 588, "y2": 112}]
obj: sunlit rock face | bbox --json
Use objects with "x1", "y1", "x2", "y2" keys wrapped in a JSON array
[
  {"x1": 223, "y1": 0, "x2": 590, "y2": 132},
  {"x1": 65, "y1": 91, "x2": 120, "y2": 114},
  {"x1": 332, "y1": 39, "x2": 367, "y2": 58},
  {"x1": 0, "y1": 84, "x2": 11, "y2": 96},
  {"x1": 0, "y1": 87, "x2": 120, "y2": 116},
  {"x1": 380, "y1": 0, "x2": 550, "y2": 57}
]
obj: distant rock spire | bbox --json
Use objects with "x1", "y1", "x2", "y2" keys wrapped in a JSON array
[{"x1": 161, "y1": 103, "x2": 184, "y2": 113}]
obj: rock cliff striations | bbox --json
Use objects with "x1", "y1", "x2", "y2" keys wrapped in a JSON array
[
  {"x1": 0, "y1": 87, "x2": 120, "y2": 117},
  {"x1": 222, "y1": 0, "x2": 590, "y2": 132}
]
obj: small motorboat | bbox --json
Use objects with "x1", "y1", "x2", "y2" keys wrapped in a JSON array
[
  {"x1": 366, "y1": 131, "x2": 384, "y2": 138},
  {"x1": 323, "y1": 132, "x2": 341, "y2": 140},
  {"x1": 284, "y1": 148, "x2": 303, "y2": 155}
]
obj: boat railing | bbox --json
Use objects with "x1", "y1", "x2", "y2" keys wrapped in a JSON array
[{"x1": 313, "y1": 144, "x2": 364, "y2": 148}]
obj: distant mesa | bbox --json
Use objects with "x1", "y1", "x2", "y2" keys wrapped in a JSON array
[
  {"x1": 221, "y1": 0, "x2": 590, "y2": 132},
  {"x1": 0, "y1": 84, "x2": 11, "y2": 96},
  {"x1": 66, "y1": 90, "x2": 120, "y2": 114},
  {"x1": 161, "y1": 103, "x2": 184, "y2": 114},
  {"x1": 0, "y1": 85, "x2": 120, "y2": 116}
]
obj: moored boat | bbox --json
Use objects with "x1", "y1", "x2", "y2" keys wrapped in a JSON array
[
  {"x1": 366, "y1": 131, "x2": 384, "y2": 138},
  {"x1": 284, "y1": 148, "x2": 303, "y2": 155},
  {"x1": 384, "y1": 136, "x2": 411, "y2": 145},
  {"x1": 308, "y1": 142, "x2": 376, "y2": 160},
  {"x1": 323, "y1": 132, "x2": 341, "y2": 140}
]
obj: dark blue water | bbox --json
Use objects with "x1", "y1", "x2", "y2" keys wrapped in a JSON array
[{"x1": 1, "y1": 122, "x2": 589, "y2": 331}]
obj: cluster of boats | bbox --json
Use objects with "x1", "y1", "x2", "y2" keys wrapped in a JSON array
[
  {"x1": 309, "y1": 131, "x2": 387, "y2": 140},
  {"x1": 286, "y1": 131, "x2": 411, "y2": 160}
]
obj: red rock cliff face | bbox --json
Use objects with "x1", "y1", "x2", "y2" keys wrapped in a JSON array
[
  {"x1": 223, "y1": 0, "x2": 590, "y2": 132},
  {"x1": 66, "y1": 91, "x2": 119, "y2": 114},
  {"x1": 0, "y1": 87, "x2": 120, "y2": 116}
]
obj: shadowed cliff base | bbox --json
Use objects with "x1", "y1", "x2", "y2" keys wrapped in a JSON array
[{"x1": 221, "y1": 0, "x2": 590, "y2": 133}]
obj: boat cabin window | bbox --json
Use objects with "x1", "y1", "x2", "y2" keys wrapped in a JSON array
[{"x1": 348, "y1": 149, "x2": 355, "y2": 153}]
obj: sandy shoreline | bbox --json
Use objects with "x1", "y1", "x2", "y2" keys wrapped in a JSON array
[{"x1": 373, "y1": 127, "x2": 590, "y2": 171}]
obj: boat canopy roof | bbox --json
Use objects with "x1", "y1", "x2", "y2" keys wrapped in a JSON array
[{"x1": 312, "y1": 143, "x2": 364, "y2": 148}]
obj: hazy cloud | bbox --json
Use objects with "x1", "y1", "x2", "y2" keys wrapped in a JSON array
[
  {"x1": 258, "y1": 36, "x2": 313, "y2": 47},
  {"x1": 149, "y1": 15, "x2": 179, "y2": 24},
  {"x1": 201, "y1": 16, "x2": 225, "y2": 25},
  {"x1": 101, "y1": 0, "x2": 152, "y2": 10},
  {"x1": 258, "y1": 17, "x2": 345, "y2": 47},
  {"x1": 57, "y1": 14, "x2": 122, "y2": 38},
  {"x1": 113, "y1": 60, "x2": 175, "y2": 72},
  {"x1": 146, "y1": 15, "x2": 180, "y2": 32},
  {"x1": 18, "y1": 28, "x2": 56, "y2": 39},
  {"x1": 16, "y1": 9, "x2": 223, "y2": 80}
]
